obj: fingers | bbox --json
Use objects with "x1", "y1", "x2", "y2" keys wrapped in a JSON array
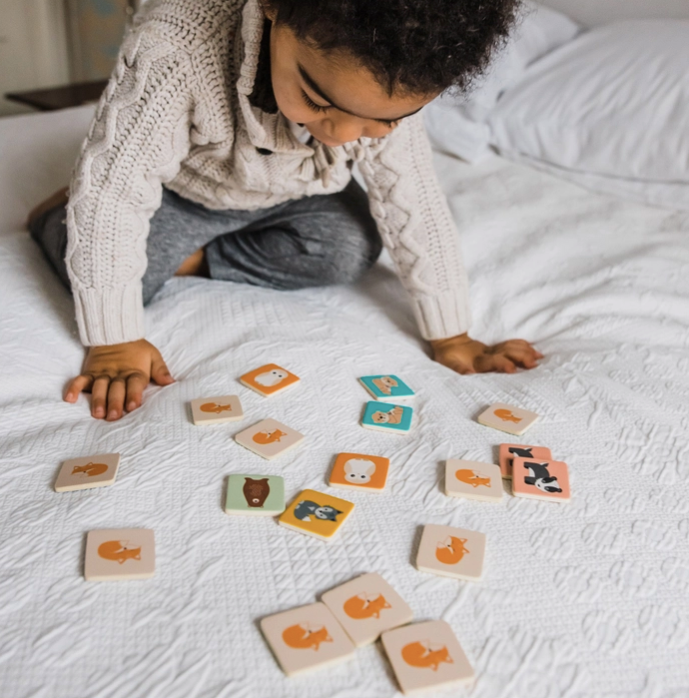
[
  {"x1": 106, "y1": 378, "x2": 126, "y2": 421},
  {"x1": 475, "y1": 353, "x2": 517, "y2": 374},
  {"x1": 91, "y1": 376, "x2": 111, "y2": 419},
  {"x1": 126, "y1": 372, "x2": 148, "y2": 413},
  {"x1": 64, "y1": 374, "x2": 93, "y2": 403},
  {"x1": 444, "y1": 359, "x2": 476, "y2": 376},
  {"x1": 151, "y1": 354, "x2": 174, "y2": 386},
  {"x1": 501, "y1": 343, "x2": 541, "y2": 369}
]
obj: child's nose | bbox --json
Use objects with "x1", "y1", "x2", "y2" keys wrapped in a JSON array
[{"x1": 325, "y1": 115, "x2": 365, "y2": 144}]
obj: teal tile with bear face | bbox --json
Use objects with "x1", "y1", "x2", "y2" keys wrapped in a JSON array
[
  {"x1": 361, "y1": 401, "x2": 413, "y2": 434},
  {"x1": 359, "y1": 375, "x2": 415, "y2": 401},
  {"x1": 225, "y1": 474, "x2": 285, "y2": 516}
]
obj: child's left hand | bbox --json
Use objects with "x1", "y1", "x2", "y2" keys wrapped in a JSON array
[{"x1": 430, "y1": 333, "x2": 543, "y2": 375}]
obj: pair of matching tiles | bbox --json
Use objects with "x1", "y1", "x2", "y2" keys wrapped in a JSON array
[
  {"x1": 359, "y1": 374, "x2": 415, "y2": 434},
  {"x1": 262, "y1": 574, "x2": 473, "y2": 693},
  {"x1": 498, "y1": 443, "x2": 571, "y2": 502}
]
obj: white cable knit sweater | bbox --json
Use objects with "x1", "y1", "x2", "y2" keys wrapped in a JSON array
[{"x1": 65, "y1": 0, "x2": 471, "y2": 346}]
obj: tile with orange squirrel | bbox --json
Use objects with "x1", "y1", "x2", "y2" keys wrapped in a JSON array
[
  {"x1": 477, "y1": 402, "x2": 539, "y2": 436},
  {"x1": 498, "y1": 443, "x2": 552, "y2": 478},
  {"x1": 84, "y1": 528, "x2": 155, "y2": 582},
  {"x1": 328, "y1": 452, "x2": 390, "y2": 493},
  {"x1": 239, "y1": 363, "x2": 300, "y2": 397},
  {"x1": 511, "y1": 457, "x2": 571, "y2": 502},
  {"x1": 260, "y1": 602, "x2": 355, "y2": 676},
  {"x1": 54, "y1": 453, "x2": 120, "y2": 492},
  {"x1": 381, "y1": 620, "x2": 474, "y2": 695},
  {"x1": 278, "y1": 489, "x2": 354, "y2": 541},
  {"x1": 321, "y1": 572, "x2": 413, "y2": 646},
  {"x1": 190, "y1": 394, "x2": 243, "y2": 425},
  {"x1": 444, "y1": 459, "x2": 503, "y2": 503},
  {"x1": 234, "y1": 418, "x2": 304, "y2": 460},
  {"x1": 415, "y1": 524, "x2": 486, "y2": 581}
]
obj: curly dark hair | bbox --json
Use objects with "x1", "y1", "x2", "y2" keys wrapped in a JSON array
[{"x1": 264, "y1": 0, "x2": 521, "y2": 95}]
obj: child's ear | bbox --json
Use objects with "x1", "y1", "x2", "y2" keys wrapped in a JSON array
[{"x1": 261, "y1": 1, "x2": 278, "y2": 22}]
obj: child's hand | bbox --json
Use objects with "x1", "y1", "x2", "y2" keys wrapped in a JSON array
[
  {"x1": 64, "y1": 339, "x2": 174, "y2": 420},
  {"x1": 430, "y1": 333, "x2": 543, "y2": 375}
]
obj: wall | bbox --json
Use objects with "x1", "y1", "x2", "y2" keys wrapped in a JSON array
[{"x1": 540, "y1": 0, "x2": 689, "y2": 27}]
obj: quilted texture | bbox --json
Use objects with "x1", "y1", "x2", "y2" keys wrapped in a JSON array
[{"x1": 1, "y1": 106, "x2": 689, "y2": 697}]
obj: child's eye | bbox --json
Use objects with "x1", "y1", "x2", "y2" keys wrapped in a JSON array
[{"x1": 301, "y1": 90, "x2": 329, "y2": 113}]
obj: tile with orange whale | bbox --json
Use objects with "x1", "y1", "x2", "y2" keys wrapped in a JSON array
[
  {"x1": 260, "y1": 602, "x2": 356, "y2": 677},
  {"x1": 381, "y1": 620, "x2": 474, "y2": 695},
  {"x1": 477, "y1": 402, "x2": 540, "y2": 436},
  {"x1": 54, "y1": 453, "x2": 120, "y2": 492},
  {"x1": 279, "y1": 489, "x2": 355, "y2": 541},
  {"x1": 190, "y1": 395, "x2": 243, "y2": 425},
  {"x1": 445, "y1": 459, "x2": 503, "y2": 503},
  {"x1": 84, "y1": 528, "x2": 155, "y2": 582},
  {"x1": 234, "y1": 418, "x2": 305, "y2": 460},
  {"x1": 321, "y1": 572, "x2": 413, "y2": 647},
  {"x1": 239, "y1": 363, "x2": 300, "y2": 398},
  {"x1": 415, "y1": 524, "x2": 486, "y2": 581}
]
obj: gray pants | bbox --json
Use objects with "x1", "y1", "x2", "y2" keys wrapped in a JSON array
[{"x1": 29, "y1": 180, "x2": 382, "y2": 304}]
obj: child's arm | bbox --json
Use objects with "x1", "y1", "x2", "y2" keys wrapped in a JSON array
[{"x1": 358, "y1": 113, "x2": 541, "y2": 373}]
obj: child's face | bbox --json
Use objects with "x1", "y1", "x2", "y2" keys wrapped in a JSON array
[{"x1": 268, "y1": 19, "x2": 436, "y2": 147}]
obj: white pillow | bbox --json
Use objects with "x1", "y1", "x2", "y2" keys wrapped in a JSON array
[
  {"x1": 424, "y1": 1, "x2": 581, "y2": 162},
  {"x1": 488, "y1": 20, "x2": 689, "y2": 210}
]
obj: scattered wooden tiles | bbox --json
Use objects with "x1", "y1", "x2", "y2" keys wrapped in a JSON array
[
  {"x1": 321, "y1": 573, "x2": 413, "y2": 647},
  {"x1": 328, "y1": 452, "x2": 390, "y2": 493},
  {"x1": 279, "y1": 489, "x2": 355, "y2": 542},
  {"x1": 359, "y1": 375, "x2": 415, "y2": 401},
  {"x1": 445, "y1": 459, "x2": 503, "y2": 503},
  {"x1": 361, "y1": 401, "x2": 413, "y2": 434},
  {"x1": 54, "y1": 453, "x2": 120, "y2": 492},
  {"x1": 239, "y1": 363, "x2": 300, "y2": 398},
  {"x1": 498, "y1": 443, "x2": 552, "y2": 479},
  {"x1": 477, "y1": 402, "x2": 539, "y2": 436},
  {"x1": 415, "y1": 524, "x2": 486, "y2": 581},
  {"x1": 261, "y1": 602, "x2": 356, "y2": 676},
  {"x1": 225, "y1": 474, "x2": 285, "y2": 516},
  {"x1": 381, "y1": 620, "x2": 474, "y2": 695},
  {"x1": 234, "y1": 418, "x2": 304, "y2": 460},
  {"x1": 190, "y1": 395, "x2": 243, "y2": 425},
  {"x1": 84, "y1": 528, "x2": 155, "y2": 581},
  {"x1": 512, "y1": 458, "x2": 571, "y2": 502}
]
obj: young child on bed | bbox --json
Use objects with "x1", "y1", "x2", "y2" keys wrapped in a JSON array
[{"x1": 28, "y1": 0, "x2": 542, "y2": 421}]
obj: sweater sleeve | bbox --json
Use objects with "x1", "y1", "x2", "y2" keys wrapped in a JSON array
[
  {"x1": 357, "y1": 113, "x2": 471, "y2": 340},
  {"x1": 66, "y1": 26, "x2": 195, "y2": 346}
]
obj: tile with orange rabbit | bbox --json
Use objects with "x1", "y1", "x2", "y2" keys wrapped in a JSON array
[
  {"x1": 512, "y1": 457, "x2": 571, "y2": 503},
  {"x1": 278, "y1": 489, "x2": 355, "y2": 542},
  {"x1": 477, "y1": 402, "x2": 540, "y2": 436},
  {"x1": 239, "y1": 363, "x2": 300, "y2": 398},
  {"x1": 84, "y1": 528, "x2": 155, "y2": 582},
  {"x1": 54, "y1": 453, "x2": 120, "y2": 492},
  {"x1": 381, "y1": 620, "x2": 474, "y2": 695},
  {"x1": 260, "y1": 602, "x2": 356, "y2": 677},
  {"x1": 498, "y1": 443, "x2": 552, "y2": 479},
  {"x1": 321, "y1": 573, "x2": 413, "y2": 647},
  {"x1": 416, "y1": 524, "x2": 486, "y2": 582},
  {"x1": 234, "y1": 418, "x2": 305, "y2": 460},
  {"x1": 190, "y1": 395, "x2": 243, "y2": 425},
  {"x1": 445, "y1": 459, "x2": 503, "y2": 503},
  {"x1": 328, "y1": 452, "x2": 390, "y2": 493}
]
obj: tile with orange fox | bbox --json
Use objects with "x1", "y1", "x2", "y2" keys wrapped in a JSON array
[
  {"x1": 234, "y1": 418, "x2": 304, "y2": 460},
  {"x1": 84, "y1": 528, "x2": 155, "y2": 582},
  {"x1": 54, "y1": 453, "x2": 120, "y2": 492},
  {"x1": 190, "y1": 394, "x2": 243, "y2": 425},
  {"x1": 321, "y1": 572, "x2": 413, "y2": 646},
  {"x1": 477, "y1": 402, "x2": 540, "y2": 436},
  {"x1": 416, "y1": 524, "x2": 486, "y2": 581},
  {"x1": 260, "y1": 602, "x2": 355, "y2": 676},
  {"x1": 444, "y1": 459, "x2": 503, "y2": 503}
]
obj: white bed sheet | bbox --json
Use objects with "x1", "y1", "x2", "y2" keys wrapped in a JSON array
[{"x1": 1, "y1": 106, "x2": 689, "y2": 698}]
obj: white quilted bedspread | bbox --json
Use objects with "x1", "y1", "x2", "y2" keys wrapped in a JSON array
[{"x1": 1, "y1": 106, "x2": 689, "y2": 698}]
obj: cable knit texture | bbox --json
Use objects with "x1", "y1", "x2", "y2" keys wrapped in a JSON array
[{"x1": 66, "y1": 0, "x2": 471, "y2": 346}]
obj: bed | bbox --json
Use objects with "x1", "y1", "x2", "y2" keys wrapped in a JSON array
[{"x1": 1, "y1": 94, "x2": 689, "y2": 698}]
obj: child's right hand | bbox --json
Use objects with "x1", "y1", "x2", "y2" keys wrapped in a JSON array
[{"x1": 64, "y1": 339, "x2": 174, "y2": 421}]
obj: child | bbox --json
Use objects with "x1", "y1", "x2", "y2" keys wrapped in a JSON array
[{"x1": 28, "y1": 0, "x2": 541, "y2": 422}]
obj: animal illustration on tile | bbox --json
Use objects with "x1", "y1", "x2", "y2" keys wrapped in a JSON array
[
  {"x1": 436, "y1": 536, "x2": 469, "y2": 565},
  {"x1": 402, "y1": 641, "x2": 454, "y2": 671},
  {"x1": 200, "y1": 402, "x2": 233, "y2": 414},
  {"x1": 294, "y1": 500, "x2": 343, "y2": 522},
  {"x1": 494, "y1": 408, "x2": 521, "y2": 423},
  {"x1": 523, "y1": 461, "x2": 563, "y2": 493},
  {"x1": 372, "y1": 405, "x2": 404, "y2": 424},
  {"x1": 254, "y1": 369, "x2": 288, "y2": 387},
  {"x1": 253, "y1": 429, "x2": 287, "y2": 445},
  {"x1": 97, "y1": 540, "x2": 142, "y2": 564},
  {"x1": 71, "y1": 462, "x2": 108, "y2": 478},
  {"x1": 243, "y1": 477, "x2": 270, "y2": 508},
  {"x1": 372, "y1": 376, "x2": 398, "y2": 395},
  {"x1": 455, "y1": 469, "x2": 490, "y2": 488},
  {"x1": 343, "y1": 593, "x2": 391, "y2": 620},
  {"x1": 344, "y1": 458, "x2": 376, "y2": 484},
  {"x1": 508, "y1": 446, "x2": 534, "y2": 459},
  {"x1": 282, "y1": 623, "x2": 332, "y2": 651}
]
